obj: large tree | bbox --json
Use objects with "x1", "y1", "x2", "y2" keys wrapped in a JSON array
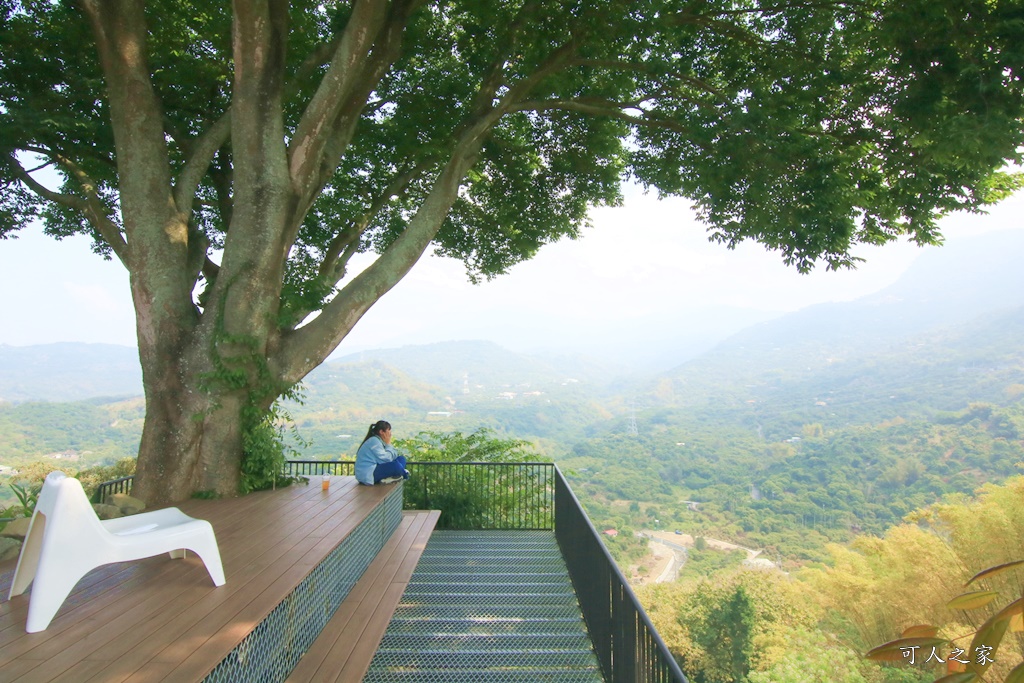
[{"x1": 1, "y1": 0, "x2": 1021, "y2": 504}]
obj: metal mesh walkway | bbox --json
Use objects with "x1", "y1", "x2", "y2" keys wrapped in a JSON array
[{"x1": 363, "y1": 530, "x2": 605, "y2": 682}]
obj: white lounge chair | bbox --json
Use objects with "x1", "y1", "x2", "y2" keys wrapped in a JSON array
[{"x1": 7, "y1": 471, "x2": 225, "y2": 632}]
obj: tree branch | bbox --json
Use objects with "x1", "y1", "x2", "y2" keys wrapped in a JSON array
[
  {"x1": 288, "y1": 0, "x2": 394, "y2": 199},
  {"x1": 6, "y1": 153, "x2": 84, "y2": 209},
  {"x1": 320, "y1": 158, "x2": 433, "y2": 282},
  {"x1": 466, "y1": 1, "x2": 541, "y2": 117},
  {"x1": 569, "y1": 58, "x2": 728, "y2": 101},
  {"x1": 6, "y1": 151, "x2": 130, "y2": 264},
  {"x1": 53, "y1": 153, "x2": 131, "y2": 261},
  {"x1": 675, "y1": 0, "x2": 869, "y2": 19},
  {"x1": 274, "y1": 25, "x2": 590, "y2": 381},
  {"x1": 79, "y1": 0, "x2": 198, "y2": 343},
  {"x1": 275, "y1": 116, "x2": 495, "y2": 383},
  {"x1": 282, "y1": 1, "x2": 415, "y2": 256},
  {"x1": 275, "y1": 158, "x2": 434, "y2": 329},
  {"x1": 211, "y1": 147, "x2": 234, "y2": 231},
  {"x1": 173, "y1": 109, "x2": 231, "y2": 215},
  {"x1": 513, "y1": 98, "x2": 699, "y2": 135},
  {"x1": 289, "y1": 38, "x2": 341, "y2": 94}
]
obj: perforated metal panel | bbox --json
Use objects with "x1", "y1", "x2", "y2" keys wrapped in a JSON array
[
  {"x1": 203, "y1": 483, "x2": 404, "y2": 683},
  {"x1": 365, "y1": 530, "x2": 605, "y2": 682}
]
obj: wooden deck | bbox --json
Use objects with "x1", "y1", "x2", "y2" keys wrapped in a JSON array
[{"x1": 0, "y1": 477, "x2": 427, "y2": 683}]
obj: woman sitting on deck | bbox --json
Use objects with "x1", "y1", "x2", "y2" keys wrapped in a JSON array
[{"x1": 355, "y1": 420, "x2": 410, "y2": 485}]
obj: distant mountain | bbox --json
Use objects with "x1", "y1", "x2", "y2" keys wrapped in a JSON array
[
  {"x1": 865, "y1": 228, "x2": 1024, "y2": 319},
  {"x1": 0, "y1": 343, "x2": 142, "y2": 402},
  {"x1": 730, "y1": 304, "x2": 1024, "y2": 433},
  {"x1": 297, "y1": 359, "x2": 451, "y2": 415},
  {"x1": 326, "y1": 340, "x2": 624, "y2": 395},
  {"x1": 660, "y1": 229, "x2": 1024, "y2": 395}
]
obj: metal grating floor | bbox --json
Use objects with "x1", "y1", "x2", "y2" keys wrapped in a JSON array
[{"x1": 363, "y1": 530, "x2": 605, "y2": 682}]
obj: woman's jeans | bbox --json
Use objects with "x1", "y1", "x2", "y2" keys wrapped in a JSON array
[{"x1": 373, "y1": 455, "x2": 408, "y2": 483}]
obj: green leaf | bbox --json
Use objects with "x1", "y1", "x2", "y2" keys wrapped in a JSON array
[
  {"x1": 901, "y1": 624, "x2": 940, "y2": 638},
  {"x1": 865, "y1": 637, "x2": 947, "y2": 662},
  {"x1": 1005, "y1": 661, "x2": 1024, "y2": 683},
  {"x1": 933, "y1": 674, "x2": 977, "y2": 683},
  {"x1": 966, "y1": 603, "x2": 1016, "y2": 678},
  {"x1": 1010, "y1": 612, "x2": 1024, "y2": 633},
  {"x1": 947, "y1": 590, "x2": 999, "y2": 611},
  {"x1": 996, "y1": 597, "x2": 1024, "y2": 622},
  {"x1": 966, "y1": 560, "x2": 1024, "y2": 586}
]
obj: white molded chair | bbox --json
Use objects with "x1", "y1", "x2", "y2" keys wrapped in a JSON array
[{"x1": 8, "y1": 471, "x2": 226, "y2": 633}]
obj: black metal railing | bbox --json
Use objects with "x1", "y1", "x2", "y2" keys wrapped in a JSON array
[
  {"x1": 282, "y1": 460, "x2": 555, "y2": 531},
  {"x1": 87, "y1": 461, "x2": 352, "y2": 501},
  {"x1": 404, "y1": 461, "x2": 554, "y2": 530},
  {"x1": 95, "y1": 475, "x2": 134, "y2": 502},
  {"x1": 283, "y1": 460, "x2": 355, "y2": 476},
  {"x1": 555, "y1": 467, "x2": 688, "y2": 683}
]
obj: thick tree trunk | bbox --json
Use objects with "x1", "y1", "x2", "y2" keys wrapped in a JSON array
[{"x1": 131, "y1": 335, "x2": 250, "y2": 506}]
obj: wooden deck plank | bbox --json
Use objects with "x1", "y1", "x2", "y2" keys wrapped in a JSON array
[
  {"x1": 333, "y1": 512, "x2": 440, "y2": 683},
  {"x1": 121, "y1": 662, "x2": 175, "y2": 683},
  {"x1": 287, "y1": 509, "x2": 440, "y2": 683},
  {"x1": 0, "y1": 547, "x2": 222, "y2": 669},
  {"x1": 0, "y1": 477, "x2": 403, "y2": 683},
  {"x1": 337, "y1": 583, "x2": 408, "y2": 683}
]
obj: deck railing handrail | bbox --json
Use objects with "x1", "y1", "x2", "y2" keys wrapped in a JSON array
[
  {"x1": 283, "y1": 460, "x2": 556, "y2": 530},
  {"x1": 95, "y1": 460, "x2": 686, "y2": 682},
  {"x1": 93, "y1": 474, "x2": 135, "y2": 503},
  {"x1": 554, "y1": 466, "x2": 688, "y2": 683}
]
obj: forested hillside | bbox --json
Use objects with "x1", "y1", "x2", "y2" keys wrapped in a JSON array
[
  {"x1": 567, "y1": 297, "x2": 1024, "y2": 562},
  {"x1": 638, "y1": 476, "x2": 1024, "y2": 683}
]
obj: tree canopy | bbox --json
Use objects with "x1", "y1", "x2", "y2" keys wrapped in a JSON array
[{"x1": 1, "y1": 0, "x2": 1022, "y2": 501}]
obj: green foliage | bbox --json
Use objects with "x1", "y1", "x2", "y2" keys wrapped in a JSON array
[
  {"x1": 398, "y1": 429, "x2": 547, "y2": 529},
  {"x1": 0, "y1": 457, "x2": 137, "y2": 516},
  {"x1": 4, "y1": 483, "x2": 38, "y2": 518},
  {"x1": 0, "y1": 398, "x2": 144, "y2": 467},
  {"x1": 199, "y1": 304, "x2": 310, "y2": 495},
  {"x1": 801, "y1": 477, "x2": 1024, "y2": 683},
  {"x1": 4, "y1": 0, "x2": 1022, "y2": 272},
  {"x1": 3, "y1": 0, "x2": 1023, "y2": 500},
  {"x1": 639, "y1": 569, "x2": 820, "y2": 683},
  {"x1": 747, "y1": 627, "x2": 923, "y2": 683},
  {"x1": 678, "y1": 548, "x2": 746, "y2": 582},
  {"x1": 564, "y1": 385, "x2": 1024, "y2": 564},
  {"x1": 240, "y1": 397, "x2": 307, "y2": 495},
  {"x1": 395, "y1": 428, "x2": 537, "y2": 463},
  {"x1": 77, "y1": 457, "x2": 137, "y2": 496},
  {"x1": 633, "y1": 482, "x2": 1024, "y2": 683},
  {"x1": 699, "y1": 585, "x2": 757, "y2": 682},
  {"x1": 860, "y1": 480, "x2": 1024, "y2": 682}
]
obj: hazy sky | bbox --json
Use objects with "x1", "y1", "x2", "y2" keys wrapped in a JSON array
[{"x1": 2, "y1": 182, "x2": 1022, "y2": 359}]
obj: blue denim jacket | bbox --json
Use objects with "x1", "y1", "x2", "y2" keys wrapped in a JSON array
[{"x1": 355, "y1": 436, "x2": 400, "y2": 485}]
